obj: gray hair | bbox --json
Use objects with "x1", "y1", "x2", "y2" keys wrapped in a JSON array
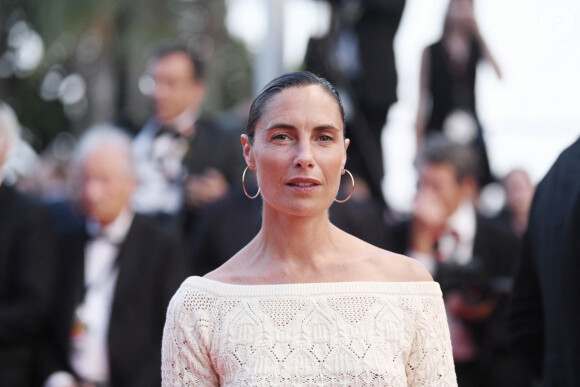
[
  {"x1": 74, "y1": 123, "x2": 135, "y2": 177},
  {"x1": 416, "y1": 133, "x2": 480, "y2": 183}
]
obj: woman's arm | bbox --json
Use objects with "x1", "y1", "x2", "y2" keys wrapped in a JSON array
[
  {"x1": 161, "y1": 288, "x2": 219, "y2": 386},
  {"x1": 470, "y1": 19, "x2": 502, "y2": 79},
  {"x1": 406, "y1": 295, "x2": 458, "y2": 386}
]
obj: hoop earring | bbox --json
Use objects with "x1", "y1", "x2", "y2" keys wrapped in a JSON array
[
  {"x1": 242, "y1": 166, "x2": 260, "y2": 199},
  {"x1": 334, "y1": 169, "x2": 354, "y2": 203}
]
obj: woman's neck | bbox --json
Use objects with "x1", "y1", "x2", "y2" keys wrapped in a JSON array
[{"x1": 247, "y1": 208, "x2": 342, "y2": 273}]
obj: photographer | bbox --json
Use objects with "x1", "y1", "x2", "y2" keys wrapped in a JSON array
[{"x1": 387, "y1": 134, "x2": 530, "y2": 386}]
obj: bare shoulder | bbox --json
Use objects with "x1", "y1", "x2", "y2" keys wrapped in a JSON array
[
  {"x1": 202, "y1": 258, "x2": 240, "y2": 283},
  {"x1": 202, "y1": 249, "x2": 254, "y2": 284},
  {"x1": 338, "y1": 231, "x2": 432, "y2": 282},
  {"x1": 374, "y1": 250, "x2": 433, "y2": 282},
  {"x1": 202, "y1": 268, "x2": 225, "y2": 281}
]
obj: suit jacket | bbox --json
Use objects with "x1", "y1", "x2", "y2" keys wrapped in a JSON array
[
  {"x1": 0, "y1": 184, "x2": 58, "y2": 387},
  {"x1": 388, "y1": 215, "x2": 518, "y2": 278},
  {"x1": 182, "y1": 116, "x2": 245, "y2": 186},
  {"x1": 133, "y1": 115, "x2": 246, "y2": 236},
  {"x1": 506, "y1": 137, "x2": 580, "y2": 385},
  {"x1": 39, "y1": 213, "x2": 188, "y2": 387},
  {"x1": 190, "y1": 186, "x2": 263, "y2": 276},
  {"x1": 387, "y1": 214, "x2": 519, "y2": 351},
  {"x1": 181, "y1": 116, "x2": 246, "y2": 235}
]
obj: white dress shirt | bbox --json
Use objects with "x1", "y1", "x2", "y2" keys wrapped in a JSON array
[
  {"x1": 69, "y1": 208, "x2": 134, "y2": 384},
  {"x1": 440, "y1": 200, "x2": 477, "y2": 265},
  {"x1": 132, "y1": 108, "x2": 198, "y2": 215},
  {"x1": 410, "y1": 200, "x2": 477, "y2": 274}
]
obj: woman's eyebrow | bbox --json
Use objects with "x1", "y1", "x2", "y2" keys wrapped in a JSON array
[
  {"x1": 265, "y1": 124, "x2": 340, "y2": 132},
  {"x1": 312, "y1": 125, "x2": 340, "y2": 133},
  {"x1": 262, "y1": 123, "x2": 341, "y2": 138},
  {"x1": 265, "y1": 123, "x2": 296, "y2": 132}
]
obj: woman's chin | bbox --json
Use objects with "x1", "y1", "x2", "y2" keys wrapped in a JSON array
[{"x1": 264, "y1": 197, "x2": 332, "y2": 218}]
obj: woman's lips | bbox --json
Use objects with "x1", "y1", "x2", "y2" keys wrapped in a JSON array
[{"x1": 286, "y1": 177, "x2": 321, "y2": 193}]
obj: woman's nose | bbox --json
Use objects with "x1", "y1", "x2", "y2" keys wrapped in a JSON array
[{"x1": 293, "y1": 140, "x2": 315, "y2": 169}]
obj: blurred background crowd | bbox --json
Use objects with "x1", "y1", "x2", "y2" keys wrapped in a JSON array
[{"x1": 1, "y1": 0, "x2": 579, "y2": 386}]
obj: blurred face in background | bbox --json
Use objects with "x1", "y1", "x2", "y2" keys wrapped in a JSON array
[
  {"x1": 0, "y1": 136, "x2": 7, "y2": 169},
  {"x1": 0, "y1": 104, "x2": 20, "y2": 172},
  {"x1": 80, "y1": 145, "x2": 135, "y2": 226},
  {"x1": 504, "y1": 169, "x2": 534, "y2": 216},
  {"x1": 417, "y1": 162, "x2": 476, "y2": 218},
  {"x1": 445, "y1": 0, "x2": 475, "y2": 33},
  {"x1": 151, "y1": 52, "x2": 206, "y2": 124}
]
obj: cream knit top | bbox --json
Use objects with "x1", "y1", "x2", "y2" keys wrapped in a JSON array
[{"x1": 162, "y1": 276, "x2": 457, "y2": 386}]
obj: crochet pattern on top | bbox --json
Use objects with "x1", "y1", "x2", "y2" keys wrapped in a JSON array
[{"x1": 162, "y1": 277, "x2": 457, "y2": 387}]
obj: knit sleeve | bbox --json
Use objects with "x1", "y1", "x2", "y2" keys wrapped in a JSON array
[
  {"x1": 161, "y1": 283, "x2": 218, "y2": 386},
  {"x1": 405, "y1": 294, "x2": 457, "y2": 386}
]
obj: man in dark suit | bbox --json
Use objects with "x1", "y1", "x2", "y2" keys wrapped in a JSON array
[
  {"x1": 387, "y1": 135, "x2": 528, "y2": 386},
  {"x1": 132, "y1": 44, "x2": 244, "y2": 236},
  {"x1": 506, "y1": 137, "x2": 580, "y2": 386},
  {"x1": 40, "y1": 125, "x2": 188, "y2": 387},
  {"x1": 0, "y1": 103, "x2": 58, "y2": 386}
]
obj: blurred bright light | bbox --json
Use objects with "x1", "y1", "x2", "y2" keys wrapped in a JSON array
[
  {"x1": 225, "y1": 0, "x2": 268, "y2": 52},
  {"x1": 58, "y1": 74, "x2": 86, "y2": 106},
  {"x1": 225, "y1": 0, "x2": 330, "y2": 70},
  {"x1": 8, "y1": 21, "x2": 44, "y2": 76},
  {"x1": 40, "y1": 67, "x2": 65, "y2": 101},
  {"x1": 282, "y1": 0, "x2": 330, "y2": 69},
  {"x1": 138, "y1": 74, "x2": 155, "y2": 96}
]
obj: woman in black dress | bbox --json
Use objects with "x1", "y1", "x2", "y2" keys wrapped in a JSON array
[{"x1": 416, "y1": 0, "x2": 502, "y2": 186}]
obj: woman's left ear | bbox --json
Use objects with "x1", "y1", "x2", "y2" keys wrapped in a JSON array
[
  {"x1": 342, "y1": 138, "x2": 350, "y2": 168},
  {"x1": 241, "y1": 134, "x2": 254, "y2": 167}
]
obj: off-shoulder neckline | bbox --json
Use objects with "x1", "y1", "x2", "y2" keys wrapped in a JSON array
[{"x1": 182, "y1": 276, "x2": 442, "y2": 297}]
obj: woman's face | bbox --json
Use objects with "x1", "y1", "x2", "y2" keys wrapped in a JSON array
[
  {"x1": 79, "y1": 145, "x2": 135, "y2": 226},
  {"x1": 242, "y1": 85, "x2": 349, "y2": 218},
  {"x1": 447, "y1": 0, "x2": 474, "y2": 28}
]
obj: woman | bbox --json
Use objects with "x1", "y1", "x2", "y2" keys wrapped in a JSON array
[
  {"x1": 416, "y1": 0, "x2": 502, "y2": 187},
  {"x1": 162, "y1": 71, "x2": 457, "y2": 386}
]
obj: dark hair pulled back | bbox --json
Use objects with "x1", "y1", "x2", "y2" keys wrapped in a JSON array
[{"x1": 246, "y1": 71, "x2": 345, "y2": 141}]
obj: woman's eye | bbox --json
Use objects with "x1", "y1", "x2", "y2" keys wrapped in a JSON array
[{"x1": 272, "y1": 133, "x2": 290, "y2": 141}]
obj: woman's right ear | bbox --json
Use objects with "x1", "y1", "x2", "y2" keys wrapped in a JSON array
[{"x1": 240, "y1": 134, "x2": 254, "y2": 167}]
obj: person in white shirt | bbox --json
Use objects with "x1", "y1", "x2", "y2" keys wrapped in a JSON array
[
  {"x1": 40, "y1": 125, "x2": 187, "y2": 387},
  {"x1": 161, "y1": 71, "x2": 457, "y2": 386},
  {"x1": 132, "y1": 44, "x2": 244, "y2": 236}
]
